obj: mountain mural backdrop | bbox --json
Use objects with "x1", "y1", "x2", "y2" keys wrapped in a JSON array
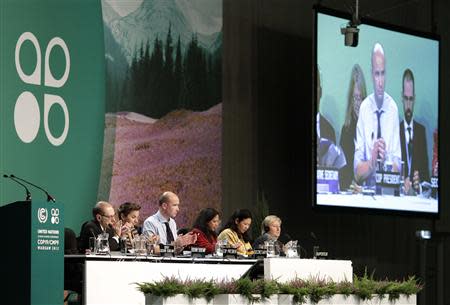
[{"x1": 99, "y1": 0, "x2": 223, "y2": 228}]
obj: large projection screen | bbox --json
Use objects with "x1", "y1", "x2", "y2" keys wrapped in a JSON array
[{"x1": 314, "y1": 8, "x2": 439, "y2": 215}]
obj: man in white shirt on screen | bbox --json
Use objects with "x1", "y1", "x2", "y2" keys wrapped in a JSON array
[{"x1": 354, "y1": 42, "x2": 401, "y2": 186}]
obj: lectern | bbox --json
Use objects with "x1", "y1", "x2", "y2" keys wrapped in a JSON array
[{"x1": 1, "y1": 200, "x2": 64, "y2": 305}]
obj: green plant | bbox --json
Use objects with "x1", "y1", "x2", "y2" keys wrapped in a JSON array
[
  {"x1": 136, "y1": 272, "x2": 423, "y2": 304},
  {"x1": 353, "y1": 269, "x2": 377, "y2": 300},
  {"x1": 336, "y1": 280, "x2": 354, "y2": 296},
  {"x1": 255, "y1": 279, "x2": 279, "y2": 300},
  {"x1": 279, "y1": 279, "x2": 308, "y2": 304},
  {"x1": 184, "y1": 279, "x2": 220, "y2": 302},
  {"x1": 235, "y1": 277, "x2": 260, "y2": 303},
  {"x1": 136, "y1": 277, "x2": 184, "y2": 297},
  {"x1": 306, "y1": 280, "x2": 337, "y2": 303}
]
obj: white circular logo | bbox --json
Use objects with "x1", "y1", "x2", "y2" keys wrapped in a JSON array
[
  {"x1": 14, "y1": 31, "x2": 70, "y2": 146},
  {"x1": 14, "y1": 91, "x2": 41, "y2": 143},
  {"x1": 38, "y1": 208, "x2": 48, "y2": 223}
]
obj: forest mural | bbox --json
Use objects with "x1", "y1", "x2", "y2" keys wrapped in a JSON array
[{"x1": 99, "y1": 0, "x2": 223, "y2": 227}]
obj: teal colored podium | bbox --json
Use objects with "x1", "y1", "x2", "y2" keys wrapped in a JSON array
[{"x1": 1, "y1": 200, "x2": 64, "y2": 305}]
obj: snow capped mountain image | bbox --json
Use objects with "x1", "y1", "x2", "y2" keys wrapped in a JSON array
[
  {"x1": 101, "y1": 0, "x2": 121, "y2": 23},
  {"x1": 102, "y1": 0, "x2": 222, "y2": 63}
]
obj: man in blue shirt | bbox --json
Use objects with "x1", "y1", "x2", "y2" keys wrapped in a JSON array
[{"x1": 142, "y1": 191, "x2": 197, "y2": 248}]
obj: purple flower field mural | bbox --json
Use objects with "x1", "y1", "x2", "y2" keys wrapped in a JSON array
[{"x1": 106, "y1": 104, "x2": 222, "y2": 226}]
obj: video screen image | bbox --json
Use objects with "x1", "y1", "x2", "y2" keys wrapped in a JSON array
[{"x1": 315, "y1": 11, "x2": 439, "y2": 214}]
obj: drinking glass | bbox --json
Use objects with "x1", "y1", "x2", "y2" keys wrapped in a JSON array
[{"x1": 86, "y1": 236, "x2": 96, "y2": 255}]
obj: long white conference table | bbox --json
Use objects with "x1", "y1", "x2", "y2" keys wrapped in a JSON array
[{"x1": 64, "y1": 254, "x2": 353, "y2": 305}]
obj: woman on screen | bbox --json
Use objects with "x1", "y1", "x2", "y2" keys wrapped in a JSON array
[
  {"x1": 339, "y1": 64, "x2": 367, "y2": 191},
  {"x1": 218, "y1": 209, "x2": 254, "y2": 256}
]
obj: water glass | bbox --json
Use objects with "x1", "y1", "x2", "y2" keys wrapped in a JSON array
[
  {"x1": 265, "y1": 240, "x2": 276, "y2": 257},
  {"x1": 134, "y1": 235, "x2": 147, "y2": 255},
  {"x1": 215, "y1": 239, "x2": 227, "y2": 257},
  {"x1": 86, "y1": 236, "x2": 96, "y2": 255},
  {"x1": 96, "y1": 232, "x2": 110, "y2": 254},
  {"x1": 285, "y1": 240, "x2": 299, "y2": 258}
]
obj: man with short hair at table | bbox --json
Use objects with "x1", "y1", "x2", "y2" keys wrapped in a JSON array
[
  {"x1": 142, "y1": 191, "x2": 197, "y2": 250},
  {"x1": 78, "y1": 201, "x2": 121, "y2": 252},
  {"x1": 354, "y1": 42, "x2": 401, "y2": 186}
]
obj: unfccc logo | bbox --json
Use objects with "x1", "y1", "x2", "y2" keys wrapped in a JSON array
[
  {"x1": 14, "y1": 32, "x2": 70, "y2": 146},
  {"x1": 38, "y1": 208, "x2": 48, "y2": 224}
]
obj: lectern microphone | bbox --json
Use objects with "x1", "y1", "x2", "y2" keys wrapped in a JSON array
[
  {"x1": 3, "y1": 174, "x2": 32, "y2": 201},
  {"x1": 9, "y1": 174, "x2": 56, "y2": 202}
]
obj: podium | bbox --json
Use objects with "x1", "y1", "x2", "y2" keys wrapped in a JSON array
[{"x1": 1, "y1": 200, "x2": 64, "y2": 305}]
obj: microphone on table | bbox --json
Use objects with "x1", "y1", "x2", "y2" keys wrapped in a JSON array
[
  {"x1": 89, "y1": 228, "x2": 96, "y2": 238},
  {"x1": 3, "y1": 174, "x2": 32, "y2": 201},
  {"x1": 10, "y1": 174, "x2": 56, "y2": 202},
  {"x1": 311, "y1": 231, "x2": 319, "y2": 258},
  {"x1": 310, "y1": 231, "x2": 328, "y2": 259}
]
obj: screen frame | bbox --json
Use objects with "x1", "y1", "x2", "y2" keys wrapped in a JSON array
[{"x1": 312, "y1": 5, "x2": 441, "y2": 218}]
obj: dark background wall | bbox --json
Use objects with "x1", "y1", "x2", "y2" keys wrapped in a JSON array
[{"x1": 223, "y1": 1, "x2": 450, "y2": 304}]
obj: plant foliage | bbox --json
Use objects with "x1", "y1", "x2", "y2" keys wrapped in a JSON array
[{"x1": 136, "y1": 272, "x2": 422, "y2": 304}]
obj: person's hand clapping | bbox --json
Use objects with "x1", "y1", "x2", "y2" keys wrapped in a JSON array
[
  {"x1": 176, "y1": 231, "x2": 197, "y2": 247},
  {"x1": 113, "y1": 220, "x2": 122, "y2": 237}
]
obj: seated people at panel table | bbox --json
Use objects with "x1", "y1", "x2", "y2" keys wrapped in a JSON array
[
  {"x1": 354, "y1": 43, "x2": 401, "y2": 187},
  {"x1": 218, "y1": 209, "x2": 254, "y2": 256},
  {"x1": 339, "y1": 64, "x2": 367, "y2": 191},
  {"x1": 253, "y1": 215, "x2": 285, "y2": 255},
  {"x1": 78, "y1": 201, "x2": 121, "y2": 252},
  {"x1": 142, "y1": 191, "x2": 197, "y2": 251},
  {"x1": 190, "y1": 208, "x2": 221, "y2": 254},
  {"x1": 399, "y1": 69, "x2": 430, "y2": 195}
]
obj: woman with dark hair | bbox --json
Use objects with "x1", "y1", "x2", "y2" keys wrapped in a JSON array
[
  {"x1": 118, "y1": 202, "x2": 143, "y2": 248},
  {"x1": 218, "y1": 209, "x2": 253, "y2": 256},
  {"x1": 190, "y1": 208, "x2": 221, "y2": 254}
]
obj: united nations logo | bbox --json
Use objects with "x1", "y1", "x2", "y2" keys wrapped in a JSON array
[{"x1": 38, "y1": 208, "x2": 48, "y2": 223}]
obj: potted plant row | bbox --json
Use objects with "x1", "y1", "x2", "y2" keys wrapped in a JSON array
[{"x1": 136, "y1": 273, "x2": 421, "y2": 305}]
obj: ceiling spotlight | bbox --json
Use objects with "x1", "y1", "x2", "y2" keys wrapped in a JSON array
[
  {"x1": 340, "y1": 0, "x2": 361, "y2": 47},
  {"x1": 341, "y1": 25, "x2": 359, "y2": 47}
]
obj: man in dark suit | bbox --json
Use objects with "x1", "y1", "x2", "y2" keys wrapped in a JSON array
[
  {"x1": 78, "y1": 201, "x2": 121, "y2": 252},
  {"x1": 399, "y1": 69, "x2": 429, "y2": 195}
]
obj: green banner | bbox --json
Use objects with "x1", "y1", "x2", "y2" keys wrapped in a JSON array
[{"x1": 0, "y1": 0, "x2": 105, "y2": 231}]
